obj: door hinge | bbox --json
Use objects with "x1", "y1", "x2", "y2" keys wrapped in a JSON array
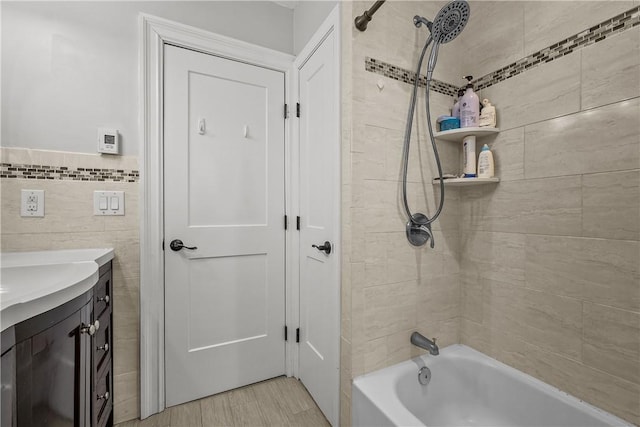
[
  {"x1": 285, "y1": 325, "x2": 288, "y2": 341},
  {"x1": 296, "y1": 102, "x2": 300, "y2": 118},
  {"x1": 284, "y1": 104, "x2": 289, "y2": 119},
  {"x1": 162, "y1": 239, "x2": 164, "y2": 251},
  {"x1": 296, "y1": 216, "x2": 301, "y2": 230},
  {"x1": 296, "y1": 328, "x2": 300, "y2": 343},
  {"x1": 284, "y1": 215, "x2": 288, "y2": 230}
]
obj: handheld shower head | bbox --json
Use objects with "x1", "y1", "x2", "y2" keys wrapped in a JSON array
[{"x1": 431, "y1": 0, "x2": 470, "y2": 44}]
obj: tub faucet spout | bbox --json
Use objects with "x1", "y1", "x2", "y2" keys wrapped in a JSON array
[{"x1": 411, "y1": 332, "x2": 439, "y2": 355}]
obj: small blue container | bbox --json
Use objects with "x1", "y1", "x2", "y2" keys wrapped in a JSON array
[{"x1": 438, "y1": 117, "x2": 460, "y2": 131}]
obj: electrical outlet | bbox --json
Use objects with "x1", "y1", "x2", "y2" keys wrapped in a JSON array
[{"x1": 21, "y1": 190, "x2": 45, "y2": 217}]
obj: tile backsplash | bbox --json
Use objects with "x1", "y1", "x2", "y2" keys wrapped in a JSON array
[{"x1": 0, "y1": 147, "x2": 141, "y2": 423}]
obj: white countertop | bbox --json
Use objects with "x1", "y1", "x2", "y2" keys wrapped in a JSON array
[{"x1": 0, "y1": 248, "x2": 114, "y2": 332}]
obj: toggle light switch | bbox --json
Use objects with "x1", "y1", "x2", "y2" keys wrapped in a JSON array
[{"x1": 94, "y1": 191, "x2": 125, "y2": 215}]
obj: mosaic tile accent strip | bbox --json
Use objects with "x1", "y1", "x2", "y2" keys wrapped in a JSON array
[
  {"x1": 472, "y1": 6, "x2": 640, "y2": 91},
  {"x1": 367, "y1": 5, "x2": 640, "y2": 95},
  {"x1": 365, "y1": 57, "x2": 460, "y2": 97},
  {"x1": 0, "y1": 163, "x2": 139, "y2": 182}
]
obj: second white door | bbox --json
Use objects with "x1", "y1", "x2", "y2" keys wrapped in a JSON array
[
  {"x1": 298, "y1": 27, "x2": 340, "y2": 426},
  {"x1": 164, "y1": 45, "x2": 286, "y2": 407}
]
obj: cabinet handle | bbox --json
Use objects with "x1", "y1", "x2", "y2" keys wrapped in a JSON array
[
  {"x1": 80, "y1": 320, "x2": 99, "y2": 336},
  {"x1": 98, "y1": 295, "x2": 110, "y2": 304},
  {"x1": 97, "y1": 391, "x2": 110, "y2": 400},
  {"x1": 97, "y1": 343, "x2": 109, "y2": 352}
]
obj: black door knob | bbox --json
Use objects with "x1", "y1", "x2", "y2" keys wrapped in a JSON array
[
  {"x1": 312, "y1": 241, "x2": 332, "y2": 255},
  {"x1": 170, "y1": 239, "x2": 198, "y2": 251}
]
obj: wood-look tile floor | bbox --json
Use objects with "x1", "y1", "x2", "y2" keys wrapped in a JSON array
[{"x1": 116, "y1": 376, "x2": 330, "y2": 427}]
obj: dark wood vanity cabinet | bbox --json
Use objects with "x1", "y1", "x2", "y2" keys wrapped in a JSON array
[
  {"x1": 0, "y1": 261, "x2": 114, "y2": 427},
  {"x1": 92, "y1": 263, "x2": 113, "y2": 427}
]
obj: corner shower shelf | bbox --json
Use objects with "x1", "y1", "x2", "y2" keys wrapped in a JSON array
[
  {"x1": 434, "y1": 127, "x2": 500, "y2": 142},
  {"x1": 432, "y1": 126, "x2": 501, "y2": 186},
  {"x1": 432, "y1": 177, "x2": 500, "y2": 186}
]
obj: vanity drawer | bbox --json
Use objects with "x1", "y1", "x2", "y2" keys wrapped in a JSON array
[
  {"x1": 93, "y1": 367, "x2": 112, "y2": 427},
  {"x1": 93, "y1": 269, "x2": 112, "y2": 319},
  {"x1": 94, "y1": 310, "x2": 111, "y2": 377}
]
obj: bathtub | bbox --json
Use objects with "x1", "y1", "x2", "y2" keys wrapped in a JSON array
[{"x1": 352, "y1": 344, "x2": 631, "y2": 427}]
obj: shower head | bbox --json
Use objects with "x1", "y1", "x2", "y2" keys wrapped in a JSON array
[{"x1": 431, "y1": 0, "x2": 470, "y2": 44}]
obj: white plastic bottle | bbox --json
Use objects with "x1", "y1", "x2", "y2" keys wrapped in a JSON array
[
  {"x1": 478, "y1": 98, "x2": 497, "y2": 127},
  {"x1": 477, "y1": 144, "x2": 495, "y2": 178},
  {"x1": 463, "y1": 135, "x2": 477, "y2": 178},
  {"x1": 452, "y1": 89, "x2": 465, "y2": 118},
  {"x1": 460, "y1": 76, "x2": 480, "y2": 128}
]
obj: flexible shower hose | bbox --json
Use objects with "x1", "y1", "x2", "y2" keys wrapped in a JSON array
[{"x1": 401, "y1": 36, "x2": 445, "y2": 227}]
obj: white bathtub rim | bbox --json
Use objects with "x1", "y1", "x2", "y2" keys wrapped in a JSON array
[{"x1": 352, "y1": 344, "x2": 632, "y2": 427}]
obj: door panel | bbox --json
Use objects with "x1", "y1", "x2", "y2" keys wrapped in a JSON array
[
  {"x1": 164, "y1": 45, "x2": 286, "y2": 407},
  {"x1": 298, "y1": 29, "x2": 340, "y2": 426}
]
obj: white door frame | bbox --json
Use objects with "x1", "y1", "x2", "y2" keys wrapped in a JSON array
[
  {"x1": 293, "y1": 6, "x2": 342, "y2": 425},
  {"x1": 138, "y1": 14, "x2": 295, "y2": 418}
]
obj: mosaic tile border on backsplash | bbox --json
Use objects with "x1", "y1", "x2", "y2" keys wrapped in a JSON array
[
  {"x1": 367, "y1": 5, "x2": 640, "y2": 94},
  {"x1": 0, "y1": 163, "x2": 139, "y2": 182}
]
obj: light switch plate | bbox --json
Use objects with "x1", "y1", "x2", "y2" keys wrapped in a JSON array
[
  {"x1": 94, "y1": 191, "x2": 125, "y2": 215},
  {"x1": 21, "y1": 189, "x2": 45, "y2": 217}
]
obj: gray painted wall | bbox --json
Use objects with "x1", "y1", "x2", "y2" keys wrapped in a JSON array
[
  {"x1": 1, "y1": 1, "x2": 293, "y2": 155},
  {"x1": 293, "y1": 1, "x2": 337, "y2": 54}
]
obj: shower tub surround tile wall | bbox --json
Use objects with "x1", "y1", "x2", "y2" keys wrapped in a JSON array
[
  {"x1": 457, "y1": 3, "x2": 640, "y2": 425},
  {"x1": 0, "y1": 147, "x2": 141, "y2": 423},
  {"x1": 340, "y1": 2, "x2": 464, "y2": 425},
  {"x1": 348, "y1": 2, "x2": 640, "y2": 426}
]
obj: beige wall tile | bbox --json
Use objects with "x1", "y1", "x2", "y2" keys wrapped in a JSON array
[
  {"x1": 340, "y1": 391, "x2": 351, "y2": 427},
  {"x1": 583, "y1": 169, "x2": 640, "y2": 241},
  {"x1": 476, "y1": 176, "x2": 583, "y2": 236},
  {"x1": 386, "y1": 329, "x2": 421, "y2": 366},
  {"x1": 461, "y1": 273, "x2": 484, "y2": 323},
  {"x1": 114, "y1": 372, "x2": 140, "y2": 424},
  {"x1": 524, "y1": 99, "x2": 640, "y2": 179},
  {"x1": 363, "y1": 280, "x2": 417, "y2": 340},
  {"x1": 461, "y1": 1, "x2": 525, "y2": 78},
  {"x1": 582, "y1": 27, "x2": 640, "y2": 109},
  {"x1": 480, "y1": 53, "x2": 581, "y2": 131},
  {"x1": 526, "y1": 234, "x2": 640, "y2": 312},
  {"x1": 474, "y1": 128, "x2": 525, "y2": 182},
  {"x1": 1, "y1": 179, "x2": 106, "y2": 235},
  {"x1": 583, "y1": 302, "x2": 640, "y2": 384},
  {"x1": 0, "y1": 231, "x2": 116, "y2": 252},
  {"x1": 523, "y1": 342, "x2": 640, "y2": 425},
  {"x1": 416, "y1": 316, "x2": 459, "y2": 349},
  {"x1": 364, "y1": 336, "x2": 388, "y2": 373},
  {"x1": 460, "y1": 230, "x2": 526, "y2": 286},
  {"x1": 417, "y1": 274, "x2": 460, "y2": 324},
  {"x1": 523, "y1": 1, "x2": 635, "y2": 56},
  {"x1": 0, "y1": 147, "x2": 138, "y2": 171},
  {"x1": 460, "y1": 318, "x2": 493, "y2": 356},
  {"x1": 340, "y1": 337, "x2": 352, "y2": 399},
  {"x1": 484, "y1": 280, "x2": 583, "y2": 360}
]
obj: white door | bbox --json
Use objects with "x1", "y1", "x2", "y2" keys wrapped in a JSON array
[
  {"x1": 164, "y1": 45, "x2": 286, "y2": 407},
  {"x1": 298, "y1": 29, "x2": 340, "y2": 426}
]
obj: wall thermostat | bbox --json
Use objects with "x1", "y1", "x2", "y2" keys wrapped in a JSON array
[{"x1": 98, "y1": 128, "x2": 120, "y2": 155}]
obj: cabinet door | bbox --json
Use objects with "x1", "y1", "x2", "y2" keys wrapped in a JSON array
[
  {"x1": 1, "y1": 348, "x2": 15, "y2": 427},
  {"x1": 15, "y1": 301, "x2": 91, "y2": 427}
]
